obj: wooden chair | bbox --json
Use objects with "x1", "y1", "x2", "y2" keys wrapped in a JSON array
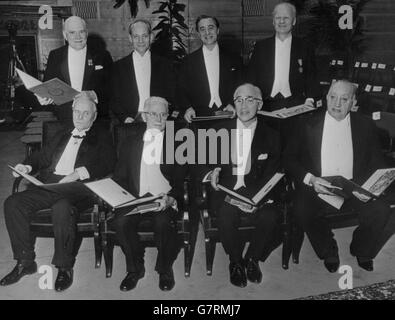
[
  {"x1": 100, "y1": 123, "x2": 195, "y2": 278},
  {"x1": 12, "y1": 120, "x2": 103, "y2": 268},
  {"x1": 198, "y1": 178, "x2": 291, "y2": 275}
]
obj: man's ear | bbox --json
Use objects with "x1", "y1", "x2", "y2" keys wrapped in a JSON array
[
  {"x1": 62, "y1": 30, "x2": 67, "y2": 41},
  {"x1": 257, "y1": 100, "x2": 263, "y2": 111},
  {"x1": 128, "y1": 34, "x2": 133, "y2": 44},
  {"x1": 93, "y1": 112, "x2": 97, "y2": 123},
  {"x1": 142, "y1": 112, "x2": 147, "y2": 123}
]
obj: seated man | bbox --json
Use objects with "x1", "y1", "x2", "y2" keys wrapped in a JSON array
[
  {"x1": 112, "y1": 97, "x2": 187, "y2": 292},
  {"x1": 284, "y1": 79, "x2": 392, "y2": 273},
  {"x1": 1, "y1": 95, "x2": 116, "y2": 291},
  {"x1": 204, "y1": 83, "x2": 282, "y2": 288}
]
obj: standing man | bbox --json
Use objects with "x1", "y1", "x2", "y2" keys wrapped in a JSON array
[
  {"x1": 0, "y1": 95, "x2": 116, "y2": 291},
  {"x1": 284, "y1": 80, "x2": 392, "y2": 273},
  {"x1": 177, "y1": 15, "x2": 242, "y2": 122},
  {"x1": 109, "y1": 19, "x2": 175, "y2": 124},
  {"x1": 247, "y1": 2, "x2": 320, "y2": 111},
  {"x1": 204, "y1": 83, "x2": 282, "y2": 288},
  {"x1": 112, "y1": 97, "x2": 187, "y2": 292},
  {"x1": 36, "y1": 16, "x2": 113, "y2": 122}
]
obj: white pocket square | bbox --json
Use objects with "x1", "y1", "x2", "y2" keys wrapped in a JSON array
[
  {"x1": 258, "y1": 153, "x2": 268, "y2": 160},
  {"x1": 95, "y1": 65, "x2": 103, "y2": 70}
]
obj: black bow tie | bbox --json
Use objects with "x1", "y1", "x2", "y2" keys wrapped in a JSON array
[{"x1": 72, "y1": 135, "x2": 84, "y2": 139}]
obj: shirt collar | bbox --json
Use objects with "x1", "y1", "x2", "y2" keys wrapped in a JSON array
[
  {"x1": 68, "y1": 45, "x2": 87, "y2": 56},
  {"x1": 275, "y1": 34, "x2": 292, "y2": 45},
  {"x1": 133, "y1": 50, "x2": 151, "y2": 60},
  {"x1": 71, "y1": 127, "x2": 90, "y2": 138},
  {"x1": 325, "y1": 111, "x2": 351, "y2": 125},
  {"x1": 236, "y1": 118, "x2": 258, "y2": 131},
  {"x1": 143, "y1": 128, "x2": 164, "y2": 142},
  {"x1": 202, "y1": 43, "x2": 219, "y2": 56}
]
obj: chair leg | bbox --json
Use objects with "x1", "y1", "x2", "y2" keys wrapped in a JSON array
[
  {"x1": 282, "y1": 209, "x2": 292, "y2": 270},
  {"x1": 94, "y1": 231, "x2": 102, "y2": 268},
  {"x1": 291, "y1": 223, "x2": 304, "y2": 264},
  {"x1": 184, "y1": 242, "x2": 191, "y2": 278},
  {"x1": 205, "y1": 238, "x2": 216, "y2": 276},
  {"x1": 102, "y1": 228, "x2": 114, "y2": 278}
]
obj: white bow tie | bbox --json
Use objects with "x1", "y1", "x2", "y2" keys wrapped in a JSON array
[
  {"x1": 143, "y1": 128, "x2": 162, "y2": 142},
  {"x1": 71, "y1": 128, "x2": 86, "y2": 138}
]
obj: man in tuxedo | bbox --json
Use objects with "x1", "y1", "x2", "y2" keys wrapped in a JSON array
[
  {"x1": 284, "y1": 80, "x2": 392, "y2": 273},
  {"x1": 112, "y1": 96, "x2": 187, "y2": 292},
  {"x1": 0, "y1": 96, "x2": 115, "y2": 291},
  {"x1": 109, "y1": 19, "x2": 175, "y2": 124},
  {"x1": 36, "y1": 16, "x2": 113, "y2": 122},
  {"x1": 177, "y1": 15, "x2": 241, "y2": 122},
  {"x1": 246, "y1": 2, "x2": 320, "y2": 111},
  {"x1": 204, "y1": 83, "x2": 282, "y2": 288}
]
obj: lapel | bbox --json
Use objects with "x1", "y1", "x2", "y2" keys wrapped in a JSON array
[
  {"x1": 218, "y1": 46, "x2": 226, "y2": 97},
  {"x1": 128, "y1": 53, "x2": 139, "y2": 98},
  {"x1": 76, "y1": 126, "x2": 97, "y2": 163},
  {"x1": 350, "y1": 113, "x2": 363, "y2": 178},
  {"x1": 82, "y1": 49, "x2": 94, "y2": 90},
  {"x1": 196, "y1": 47, "x2": 211, "y2": 97},
  {"x1": 52, "y1": 130, "x2": 73, "y2": 167},
  {"x1": 308, "y1": 111, "x2": 325, "y2": 175},
  {"x1": 250, "y1": 118, "x2": 265, "y2": 168},
  {"x1": 60, "y1": 47, "x2": 71, "y2": 85},
  {"x1": 267, "y1": 36, "x2": 276, "y2": 85},
  {"x1": 150, "y1": 53, "x2": 159, "y2": 91},
  {"x1": 130, "y1": 124, "x2": 146, "y2": 195}
]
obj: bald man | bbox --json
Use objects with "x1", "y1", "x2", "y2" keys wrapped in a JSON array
[
  {"x1": 0, "y1": 96, "x2": 115, "y2": 291},
  {"x1": 247, "y1": 2, "x2": 320, "y2": 111},
  {"x1": 36, "y1": 16, "x2": 113, "y2": 122},
  {"x1": 284, "y1": 80, "x2": 392, "y2": 273}
]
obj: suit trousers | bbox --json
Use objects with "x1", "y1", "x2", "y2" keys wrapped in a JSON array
[
  {"x1": 111, "y1": 208, "x2": 179, "y2": 274},
  {"x1": 215, "y1": 201, "x2": 280, "y2": 263},
  {"x1": 4, "y1": 186, "x2": 93, "y2": 268},
  {"x1": 293, "y1": 186, "x2": 391, "y2": 260}
]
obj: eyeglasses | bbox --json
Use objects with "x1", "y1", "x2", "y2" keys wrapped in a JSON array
[
  {"x1": 233, "y1": 96, "x2": 262, "y2": 106},
  {"x1": 144, "y1": 112, "x2": 169, "y2": 119}
]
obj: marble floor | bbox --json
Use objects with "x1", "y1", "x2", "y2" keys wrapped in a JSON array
[{"x1": 0, "y1": 130, "x2": 394, "y2": 300}]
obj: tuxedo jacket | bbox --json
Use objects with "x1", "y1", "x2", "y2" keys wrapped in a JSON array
[
  {"x1": 113, "y1": 122, "x2": 187, "y2": 204},
  {"x1": 24, "y1": 124, "x2": 116, "y2": 184},
  {"x1": 109, "y1": 52, "x2": 175, "y2": 123},
  {"x1": 176, "y1": 46, "x2": 242, "y2": 115},
  {"x1": 201, "y1": 116, "x2": 281, "y2": 199},
  {"x1": 284, "y1": 109, "x2": 389, "y2": 186},
  {"x1": 44, "y1": 45, "x2": 113, "y2": 120},
  {"x1": 246, "y1": 35, "x2": 320, "y2": 103}
]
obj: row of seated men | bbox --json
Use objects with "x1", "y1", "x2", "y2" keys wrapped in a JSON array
[
  {"x1": 1, "y1": 78, "x2": 394, "y2": 294},
  {"x1": 34, "y1": 2, "x2": 320, "y2": 130}
]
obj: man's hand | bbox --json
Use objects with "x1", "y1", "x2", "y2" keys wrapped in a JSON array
[
  {"x1": 12, "y1": 164, "x2": 31, "y2": 178},
  {"x1": 223, "y1": 104, "x2": 236, "y2": 118},
  {"x1": 75, "y1": 90, "x2": 98, "y2": 103},
  {"x1": 310, "y1": 176, "x2": 335, "y2": 195},
  {"x1": 210, "y1": 167, "x2": 221, "y2": 191},
  {"x1": 58, "y1": 171, "x2": 80, "y2": 184},
  {"x1": 154, "y1": 194, "x2": 176, "y2": 211},
  {"x1": 184, "y1": 107, "x2": 196, "y2": 123},
  {"x1": 35, "y1": 94, "x2": 54, "y2": 105},
  {"x1": 304, "y1": 98, "x2": 315, "y2": 108},
  {"x1": 352, "y1": 191, "x2": 371, "y2": 203},
  {"x1": 124, "y1": 117, "x2": 135, "y2": 124}
]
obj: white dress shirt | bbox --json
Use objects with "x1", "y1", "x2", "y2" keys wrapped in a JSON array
[
  {"x1": 271, "y1": 35, "x2": 292, "y2": 98},
  {"x1": 321, "y1": 112, "x2": 353, "y2": 179},
  {"x1": 202, "y1": 44, "x2": 222, "y2": 108},
  {"x1": 54, "y1": 128, "x2": 90, "y2": 180},
  {"x1": 68, "y1": 46, "x2": 86, "y2": 92},
  {"x1": 232, "y1": 119, "x2": 257, "y2": 190},
  {"x1": 133, "y1": 50, "x2": 151, "y2": 112},
  {"x1": 139, "y1": 129, "x2": 171, "y2": 197}
]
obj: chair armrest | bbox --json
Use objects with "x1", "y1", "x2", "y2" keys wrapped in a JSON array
[{"x1": 12, "y1": 176, "x2": 23, "y2": 194}]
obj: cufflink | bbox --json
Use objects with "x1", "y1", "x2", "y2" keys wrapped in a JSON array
[{"x1": 257, "y1": 153, "x2": 268, "y2": 160}]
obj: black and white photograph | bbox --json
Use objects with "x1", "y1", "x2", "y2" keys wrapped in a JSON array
[{"x1": 0, "y1": 0, "x2": 394, "y2": 304}]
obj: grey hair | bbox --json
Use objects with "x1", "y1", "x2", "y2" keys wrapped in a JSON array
[
  {"x1": 272, "y1": 2, "x2": 297, "y2": 19},
  {"x1": 128, "y1": 18, "x2": 152, "y2": 36},
  {"x1": 72, "y1": 95, "x2": 97, "y2": 113},
  {"x1": 234, "y1": 83, "x2": 263, "y2": 100},
  {"x1": 143, "y1": 96, "x2": 169, "y2": 112},
  {"x1": 329, "y1": 79, "x2": 358, "y2": 98},
  {"x1": 63, "y1": 16, "x2": 87, "y2": 32}
]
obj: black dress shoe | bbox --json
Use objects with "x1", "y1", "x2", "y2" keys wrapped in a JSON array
[
  {"x1": 0, "y1": 261, "x2": 37, "y2": 286},
  {"x1": 120, "y1": 269, "x2": 145, "y2": 292},
  {"x1": 229, "y1": 262, "x2": 247, "y2": 288},
  {"x1": 55, "y1": 268, "x2": 73, "y2": 292},
  {"x1": 159, "y1": 269, "x2": 175, "y2": 291},
  {"x1": 357, "y1": 257, "x2": 374, "y2": 272},
  {"x1": 244, "y1": 258, "x2": 262, "y2": 284},
  {"x1": 324, "y1": 256, "x2": 340, "y2": 273}
]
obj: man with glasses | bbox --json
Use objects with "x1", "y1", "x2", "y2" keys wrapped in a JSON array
[
  {"x1": 109, "y1": 19, "x2": 175, "y2": 124},
  {"x1": 247, "y1": 2, "x2": 320, "y2": 111},
  {"x1": 36, "y1": 16, "x2": 113, "y2": 122},
  {"x1": 112, "y1": 96, "x2": 187, "y2": 292},
  {"x1": 177, "y1": 15, "x2": 241, "y2": 123},
  {"x1": 203, "y1": 83, "x2": 282, "y2": 288},
  {"x1": 1, "y1": 95, "x2": 115, "y2": 291}
]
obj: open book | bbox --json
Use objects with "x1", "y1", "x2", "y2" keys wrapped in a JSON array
[
  {"x1": 191, "y1": 110, "x2": 234, "y2": 122},
  {"x1": 84, "y1": 178, "x2": 161, "y2": 210},
  {"x1": 204, "y1": 172, "x2": 284, "y2": 210},
  {"x1": 16, "y1": 68, "x2": 79, "y2": 105},
  {"x1": 258, "y1": 104, "x2": 315, "y2": 119},
  {"x1": 318, "y1": 168, "x2": 395, "y2": 209}
]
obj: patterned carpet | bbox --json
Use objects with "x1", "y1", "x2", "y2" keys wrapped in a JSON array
[{"x1": 298, "y1": 280, "x2": 395, "y2": 300}]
